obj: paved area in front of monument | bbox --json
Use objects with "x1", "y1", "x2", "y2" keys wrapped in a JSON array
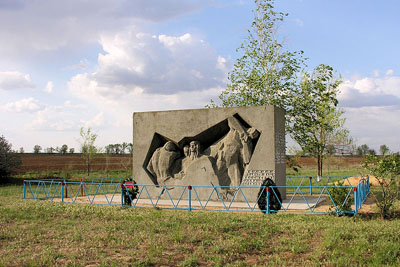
[
  {"x1": 128, "y1": 196, "x2": 326, "y2": 210},
  {"x1": 63, "y1": 195, "x2": 326, "y2": 210}
]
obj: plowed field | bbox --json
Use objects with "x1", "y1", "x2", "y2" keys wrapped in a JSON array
[{"x1": 18, "y1": 154, "x2": 132, "y2": 172}]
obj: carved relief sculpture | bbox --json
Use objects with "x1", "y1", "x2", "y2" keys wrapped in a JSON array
[
  {"x1": 146, "y1": 141, "x2": 180, "y2": 184},
  {"x1": 146, "y1": 116, "x2": 259, "y2": 187},
  {"x1": 209, "y1": 117, "x2": 259, "y2": 186}
]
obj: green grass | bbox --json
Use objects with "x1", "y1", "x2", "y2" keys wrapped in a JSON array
[
  {"x1": 14, "y1": 169, "x2": 132, "y2": 183},
  {"x1": 286, "y1": 165, "x2": 364, "y2": 177},
  {"x1": 1, "y1": 182, "x2": 400, "y2": 266}
]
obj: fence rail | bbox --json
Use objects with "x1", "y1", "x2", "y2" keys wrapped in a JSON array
[{"x1": 23, "y1": 176, "x2": 370, "y2": 216}]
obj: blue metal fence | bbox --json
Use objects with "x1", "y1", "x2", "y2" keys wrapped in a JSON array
[{"x1": 23, "y1": 176, "x2": 370, "y2": 216}]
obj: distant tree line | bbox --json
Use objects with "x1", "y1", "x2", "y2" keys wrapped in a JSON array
[
  {"x1": 32, "y1": 144, "x2": 74, "y2": 154},
  {"x1": 104, "y1": 142, "x2": 133, "y2": 155},
  {"x1": 30, "y1": 142, "x2": 133, "y2": 155},
  {"x1": 289, "y1": 143, "x2": 397, "y2": 157},
  {"x1": 355, "y1": 144, "x2": 393, "y2": 156}
]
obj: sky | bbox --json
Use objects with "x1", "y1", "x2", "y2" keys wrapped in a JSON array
[{"x1": 1, "y1": 0, "x2": 399, "y2": 153}]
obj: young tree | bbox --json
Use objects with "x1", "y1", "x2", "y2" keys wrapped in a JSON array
[
  {"x1": 33, "y1": 145, "x2": 42, "y2": 153},
  {"x1": 79, "y1": 127, "x2": 100, "y2": 176},
  {"x1": 363, "y1": 154, "x2": 400, "y2": 219},
  {"x1": 0, "y1": 136, "x2": 21, "y2": 181},
  {"x1": 379, "y1": 144, "x2": 390, "y2": 156},
  {"x1": 288, "y1": 64, "x2": 351, "y2": 176},
  {"x1": 356, "y1": 144, "x2": 370, "y2": 156},
  {"x1": 209, "y1": 0, "x2": 305, "y2": 111},
  {"x1": 114, "y1": 144, "x2": 122, "y2": 154},
  {"x1": 121, "y1": 142, "x2": 128, "y2": 154},
  {"x1": 207, "y1": 0, "x2": 351, "y2": 177},
  {"x1": 127, "y1": 143, "x2": 133, "y2": 154},
  {"x1": 60, "y1": 144, "x2": 68, "y2": 154}
]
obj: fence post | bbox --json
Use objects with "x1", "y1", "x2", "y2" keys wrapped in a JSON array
[
  {"x1": 120, "y1": 183, "x2": 124, "y2": 207},
  {"x1": 80, "y1": 179, "x2": 83, "y2": 197},
  {"x1": 23, "y1": 180, "x2": 26, "y2": 200},
  {"x1": 266, "y1": 186, "x2": 270, "y2": 214},
  {"x1": 354, "y1": 186, "x2": 358, "y2": 216},
  {"x1": 309, "y1": 177, "x2": 313, "y2": 195},
  {"x1": 61, "y1": 182, "x2": 64, "y2": 203},
  {"x1": 188, "y1": 185, "x2": 192, "y2": 211},
  {"x1": 64, "y1": 180, "x2": 68, "y2": 198}
]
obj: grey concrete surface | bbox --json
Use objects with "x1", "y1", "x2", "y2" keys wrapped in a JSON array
[{"x1": 132, "y1": 106, "x2": 286, "y2": 201}]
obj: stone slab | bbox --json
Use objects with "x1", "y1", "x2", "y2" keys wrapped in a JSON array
[{"x1": 132, "y1": 106, "x2": 286, "y2": 201}]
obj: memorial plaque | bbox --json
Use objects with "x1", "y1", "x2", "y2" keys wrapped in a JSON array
[{"x1": 241, "y1": 170, "x2": 275, "y2": 186}]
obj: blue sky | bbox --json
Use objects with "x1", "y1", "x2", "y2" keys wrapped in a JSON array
[{"x1": 1, "y1": 0, "x2": 399, "y2": 153}]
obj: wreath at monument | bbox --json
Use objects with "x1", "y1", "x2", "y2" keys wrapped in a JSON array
[
  {"x1": 257, "y1": 178, "x2": 282, "y2": 213},
  {"x1": 122, "y1": 178, "x2": 139, "y2": 206}
]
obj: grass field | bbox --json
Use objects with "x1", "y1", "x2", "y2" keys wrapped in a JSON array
[{"x1": 1, "y1": 173, "x2": 400, "y2": 266}]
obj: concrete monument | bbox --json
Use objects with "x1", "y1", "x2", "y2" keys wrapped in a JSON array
[{"x1": 132, "y1": 106, "x2": 286, "y2": 202}]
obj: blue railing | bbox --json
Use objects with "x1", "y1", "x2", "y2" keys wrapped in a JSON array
[{"x1": 23, "y1": 176, "x2": 370, "y2": 216}]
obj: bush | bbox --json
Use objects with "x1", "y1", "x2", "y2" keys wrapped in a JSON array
[
  {"x1": 0, "y1": 135, "x2": 21, "y2": 181},
  {"x1": 328, "y1": 180, "x2": 353, "y2": 216},
  {"x1": 362, "y1": 154, "x2": 400, "y2": 219}
]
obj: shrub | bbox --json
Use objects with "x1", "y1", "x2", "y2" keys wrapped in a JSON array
[
  {"x1": 328, "y1": 180, "x2": 353, "y2": 216},
  {"x1": 362, "y1": 154, "x2": 400, "y2": 219},
  {"x1": 0, "y1": 135, "x2": 21, "y2": 181}
]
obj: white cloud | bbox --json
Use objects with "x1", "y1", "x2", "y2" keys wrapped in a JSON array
[
  {"x1": 344, "y1": 106, "x2": 400, "y2": 150},
  {"x1": 337, "y1": 70, "x2": 400, "y2": 151},
  {"x1": 338, "y1": 70, "x2": 400, "y2": 108},
  {"x1": 0, "y1": 0, "x2": 208, "y2": 59},
  {"x1": 3, "y1": 97, "x2": 44, "y2": 112},
  {"x1": 63, "y1": 100, "x2": 86, "y2": 109},
  {"x1": 80, "y1": 112, "x2": 104, "y2": 128},
  {"x1": 44, "y1": 81, "x2": 54, "y2": 93},
  {"x1": 24, "y1": 101, "x2": 101, "y2": 132},
  {"x1": 0, "y1": 71, "x2": 35, "y2": 90},
  {"x1": 62, "y1": 59, "x2": 89, "y2": 71},
  {"x1": 68, "y1": 29, "x2": 229, "y2": 99},
  {"x1": 65, "y1": 29, "x2": 229, "y2": 138}
]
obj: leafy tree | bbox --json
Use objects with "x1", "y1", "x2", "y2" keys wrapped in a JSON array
[
  {"x1": 0, "y1": 135, "x2": 21, "y2": 181},
  {"x1": 127, "y1": 143, "x2": 133, "y2": 154},
  {"x1": 79, "y1": 127, "x2": 100, "y2": 176},
  {"x1": 60, "y1": 144, "x2": 68, "y2": 154},
  {"x1": 208, "y1": 0, "x2": 305, "y2": 111},
  {"x1": 121, "y1": 142, "x2": 128, "y2": 154},
  {"x1": 114, "y1": 144, "x2": 122, "y2": 154},
  {"x1": 207, "y1": 0, "x2": 351, "y2": 177},
  {"x1": 69, "y1": 148, "x2": 75, "y2": 154},
  {"x1": 362, "y1": 154, "x2": 400, "y2": 219},
  {"x1": 288, "y1": 64, "x2": 351, "y2": 176},
  {"x1": 33, "y1": 145, "x2": 42, "y2": 153},
  {"x1": 105, "y1": 144, "x2": 113, "y2": 154},
  {"x1": 379, "y1": 144, "x2": 390, "y2": 156},
  {"x1": 105, "y1": 143, "x2": 132, "y2": 154},
  {"x1": 326, "y1": 144, "x2": 336, "y2": 156},
  {"x1": 19, "y1": 147, "x2": 24, "y2": 153},
  {"x1": 356, "y1": 144, "x2": 370, "y2": 156}
]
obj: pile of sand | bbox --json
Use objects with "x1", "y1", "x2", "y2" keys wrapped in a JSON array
[{"x1": 331, "y1": 175, "x2": 381, "y2": 186}]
